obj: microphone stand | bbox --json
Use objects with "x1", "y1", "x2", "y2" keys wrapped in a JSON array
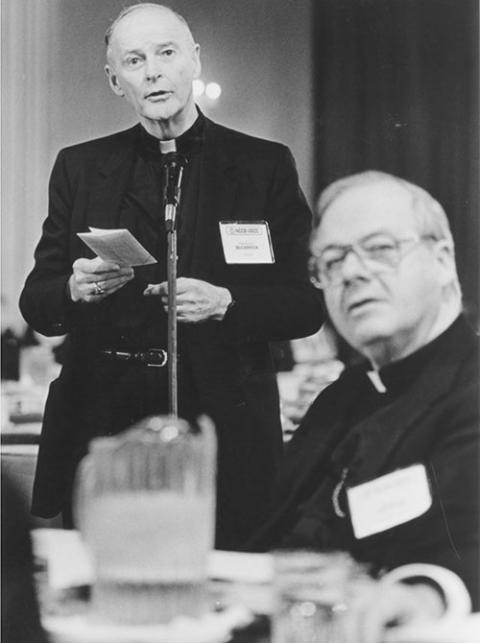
[{"x1": 163, "y1": 155, "x2": 185, "y2": 417}]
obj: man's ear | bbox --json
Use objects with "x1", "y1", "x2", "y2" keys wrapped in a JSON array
[
  {"x1": 433, "y1": 239, "x2": 457, "y2": 288},
  {"x1": 105, "y1": 65, "x2": 124, "y2": 97},
  {"x1": 192, "y1": 44, "x2": 202, "y2": 80}
]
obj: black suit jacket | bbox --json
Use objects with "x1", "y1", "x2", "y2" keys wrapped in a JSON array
[
  {"x1": 20, "y1": 117, "x2": 323, "y2": 548},
  {"x1": 248, "y1": 317, "x2": 480, "y2": 607}
]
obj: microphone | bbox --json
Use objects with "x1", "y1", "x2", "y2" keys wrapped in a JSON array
[{"x1": 160, "y1": 139, "x2": 187, "y2": 232}]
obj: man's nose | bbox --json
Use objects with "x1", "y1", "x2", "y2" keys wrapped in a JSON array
[
  {"x1": 340, "y1": 247, "x2": 370, "y2": 282},
  {"x1": 145, "y1": 56, "x2": 163, "y2": 81}
]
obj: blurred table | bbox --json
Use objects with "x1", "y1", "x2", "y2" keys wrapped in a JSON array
[
  {"x1": 2, "y1": 444, "x2": 39, "y2": 505},
  {"x1": 31, "y1": 529, "x2": 480, "y2": 643},
  {"x1": 0, "y1": 379, "x2": 62, "y2": 527},
  {"x1": 1, "y1": 379, "x2": 45, "y2": 443},
  {"x1": 32, "y1": 529, "x2": 271, "y2": 643},
  {"x1": 1, "y1": 422, "x2": 42, "y2": 444}
]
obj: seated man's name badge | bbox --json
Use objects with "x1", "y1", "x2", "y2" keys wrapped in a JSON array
[
  {"x1": 219, "y1": 221, "x2": 275, "y2": 264},
  {"x1": 347, "y1": 464, "x2": 432, "y2": 539}
]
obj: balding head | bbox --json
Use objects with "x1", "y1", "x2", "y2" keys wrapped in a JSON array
[{"x1": 105, "y1": 3, "x2": 195, "y2": 63}]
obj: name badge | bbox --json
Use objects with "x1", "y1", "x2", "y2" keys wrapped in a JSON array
[
  {"x1": 346, "y1": 464, "x2": 432, "y2": 539},
  {"x1": 219, "y1": 221, "x2": 275, "y2": 264}
]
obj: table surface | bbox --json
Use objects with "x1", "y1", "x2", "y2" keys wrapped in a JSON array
[{"x1": 31, "y1": 529, "x2": 480, "y2": 643}]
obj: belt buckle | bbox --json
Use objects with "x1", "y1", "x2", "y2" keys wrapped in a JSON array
[{"x1": 141, "y1": 349, "x2": 168, "y2": 368}]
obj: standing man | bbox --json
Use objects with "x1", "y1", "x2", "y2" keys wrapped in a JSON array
[
  {"x1": 19, "y1": 3, "x2": 323, "y2": 548},
  {"x1": 248, "y1": 171, "x2": 479, "y2": 628}
]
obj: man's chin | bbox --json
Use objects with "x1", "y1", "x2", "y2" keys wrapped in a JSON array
[
  {"x1": 141, "y1": 103, "x2": 179, "y2": 123},
  {"x1": 343, "y1": 320, "x2": 393, "y2": 354}
]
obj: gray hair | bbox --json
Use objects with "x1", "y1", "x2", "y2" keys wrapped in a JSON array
[
  {"x1": 314, "y1": 170, "x2": 461, "y2": 298},
  {"x1": 315, "y1": 170, "x2": 454, "y2": 244},
  {"x1": 105, "y1": 3, "x2": 195, "y2": 59}
]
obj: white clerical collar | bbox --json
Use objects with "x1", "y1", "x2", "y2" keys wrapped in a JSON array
[
  {"x1": 159, "y1": 139, "x2": 176, "y2": 154},
  {"x1": 367, "y1": 370, "x2": 387, "y2": 393}
]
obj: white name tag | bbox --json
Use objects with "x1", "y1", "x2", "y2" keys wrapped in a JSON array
[
  {"x1": 219, "y1": 221, "x2": 275, "y2": 264},
  {"x1": 347, "y1": 464, "x2": 432, "y2": 539}
]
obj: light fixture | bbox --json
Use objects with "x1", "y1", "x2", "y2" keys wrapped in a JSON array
[{"x1": 205, "y1": 82, "x2": 222, "y2": 100}]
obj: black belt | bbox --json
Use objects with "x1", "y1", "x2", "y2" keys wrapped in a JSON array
[{"x1": 100, "y1": 348, "x2": 168, "y2": 368}]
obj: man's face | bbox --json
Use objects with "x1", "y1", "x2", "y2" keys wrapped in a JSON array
[
  {"x1": 105, "y1": 8, "x2": 200, "y2": 126},
  {"x1": 312, "y1": 182, "x2": 448, "y2": 365}
]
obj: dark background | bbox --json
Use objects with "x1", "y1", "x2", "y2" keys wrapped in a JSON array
[{"x1": 313, "y1": 0, "x2": 479, "y2": 322}]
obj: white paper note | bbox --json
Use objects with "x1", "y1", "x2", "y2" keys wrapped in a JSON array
[
  {"x1": 347, "y1": 464, "x2": 432, "y2": 539},
  {"x1": 77, "y1": 228, "x2": 157, "y2": 267}
]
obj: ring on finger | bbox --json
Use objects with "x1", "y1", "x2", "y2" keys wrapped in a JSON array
[{"x1": 93, "y1": 281, "x2": 105, "y2": 296}]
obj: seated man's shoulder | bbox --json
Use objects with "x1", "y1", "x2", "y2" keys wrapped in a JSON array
[
  {"x1": 436, "y1": 346, "x2": 479, "y2": 428},
  {"x1": 290, "y1": 364, "x2": 365, "y2": 437},
  {"x1": 438, "y1": 322, "x2": 479, "y2": 411}
]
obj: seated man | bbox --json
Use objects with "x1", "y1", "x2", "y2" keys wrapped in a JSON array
[{"x1": 248, "y1": 171, "x2": 479, "y2": 631}]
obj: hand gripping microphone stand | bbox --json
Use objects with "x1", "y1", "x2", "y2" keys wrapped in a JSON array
[{"x1": 161, "y1": 146, "x2": 187, "y2": 417}]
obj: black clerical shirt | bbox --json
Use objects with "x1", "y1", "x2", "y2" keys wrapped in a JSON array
[
  {"x1": 98, "y1": 112, "x2": 205, "y2": 350},
  {"x1": 281, "y1": 316, "x2": 466, "y2": 551}
]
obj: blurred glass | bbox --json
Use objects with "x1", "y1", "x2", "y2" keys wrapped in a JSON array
[
  {"x1": 272, "y1": 550, "x2": 364, "y2": 643},
  {"x1": 75, "y1": 415, "x2": 217, "y2": 625}
]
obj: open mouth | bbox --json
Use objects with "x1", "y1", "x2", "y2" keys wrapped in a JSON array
[
  {"x1": 347, "y1": 298, "x2": 378, "y2": 313},
  {"x1": 145, "y1": 90, "x2": 173, "y2": 100}
]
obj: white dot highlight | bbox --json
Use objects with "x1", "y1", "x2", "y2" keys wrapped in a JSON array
[{"x1": 206, "y1": 82, "x2": 222, "y2": 100}]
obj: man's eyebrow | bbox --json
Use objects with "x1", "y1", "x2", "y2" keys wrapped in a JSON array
[
  {"x1": 314, "y1": 229, "x2": 397, "y2": 253},
  {"x1": 318, "y1": 242, "x2": 345, "y2": 251},
  {"x1": 156, "y1": 41, "x2": 179, "y2": 49},
  {"x1": 361, "y1": 229, "x2": 396, "y2": 238},
  {"x1": 121, "y1": 41, "x2": 177, "y2": 55},
  {"x1": 122, "y1": 48, "x2": 144, "y2": 57},
  {"x1": 312, "y1": 242, "x2": 345, "y2": 256}
]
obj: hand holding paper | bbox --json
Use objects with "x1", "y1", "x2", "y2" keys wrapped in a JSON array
[
  {"x1": 72, "y1": 228, "x2": 156, "y2": 303},
  {"x1": 77, "y1": 228, "x2": 157, "y2": 267},
  {"x1": 69, "y1": 256, "x2": 134, "y2": 303}
]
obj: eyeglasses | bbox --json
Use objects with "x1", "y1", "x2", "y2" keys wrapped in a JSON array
[{"x1": 310, "y1": 233, "x2": 437, "y2": 288}]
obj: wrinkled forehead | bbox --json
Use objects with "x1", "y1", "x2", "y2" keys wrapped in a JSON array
[
  {"x1": 110, "y1": 6, "x2": 194, "y2": 52},
  {"x1": 312, "y1": 181, "x2": 418, "y2": 248}
]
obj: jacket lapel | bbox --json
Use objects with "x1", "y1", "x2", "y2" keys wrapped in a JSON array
[
  {"x1": 85, "y1": 126, "x2": 139, "y2": 231},
  {"x1": 332, "y1": 318, "x2": 476, "y2": 484},
  {"x1": 190, "y1": 120, "x2": 242, "y2": 279},
  {"x1": 279, "y1": 368, "x2": 363, "y2": 496},
  {"x1": 251, "y1": 367, "x2": 365, "y2": 544}
]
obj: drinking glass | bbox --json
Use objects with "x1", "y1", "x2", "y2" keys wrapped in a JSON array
[
  {"x1": 272, "y1": 550, "x2": 361, "y2": 643},
  {"x1": 75, "y1": 415, "x2": 217, "y2": 625}
]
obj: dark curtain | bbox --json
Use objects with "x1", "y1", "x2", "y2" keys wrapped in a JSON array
[{"x1": 313, "y1": 0, "x2": 479, "y2": 322}]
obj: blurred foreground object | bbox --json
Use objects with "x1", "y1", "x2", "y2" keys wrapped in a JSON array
[
  {"x1": 28, "y1": 531, "x2": 479, "y2": 643},
  {"x1": 74, "y1": 415, "x2": 216, "y2": 625},
  {"x1": 271, "y1": 550, "x2": 473, "y2": 643},
  {"x1": 272, "y1": 550, "x2": 362, "y2": 643},
  {"x1": 1, "y1": 471, "x2": 49, "y2": 643}
]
